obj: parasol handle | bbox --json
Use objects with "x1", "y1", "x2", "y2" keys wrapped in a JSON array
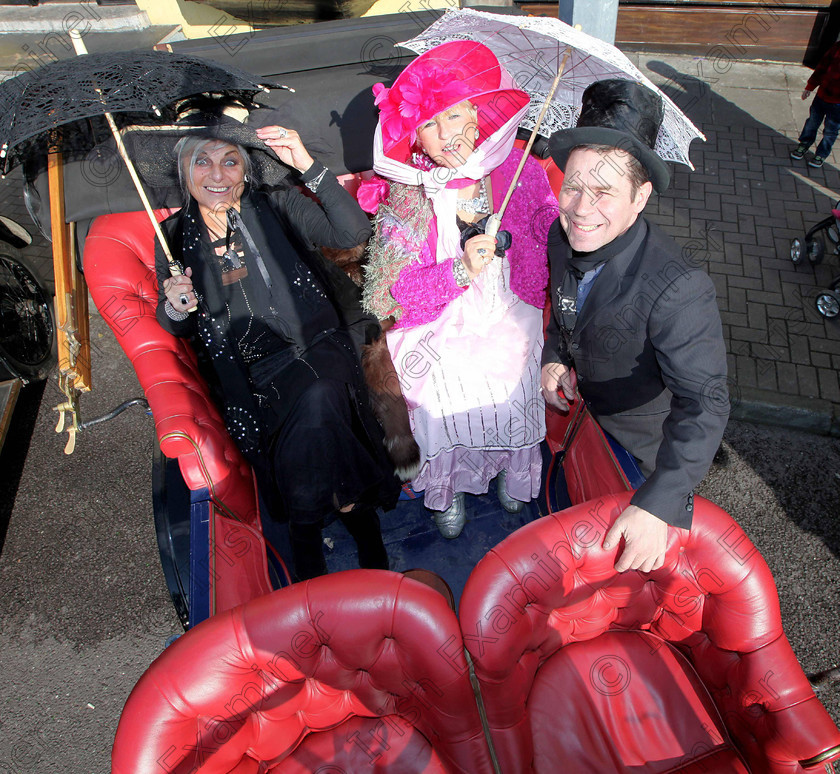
[
  {"x1": 69, "y1": 31, "x2": 189, "y2": 303},
  {"x1": 492, "y1": 49, "x2": 571, "y2": 231},
  {"x1": 484, "y1": 213, "x2": 502, "y2": 240}
]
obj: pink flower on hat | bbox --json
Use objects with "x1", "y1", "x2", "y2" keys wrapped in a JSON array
[
  {"x1": 374, "y1": 72, "x2": 470, "y2": 151},
  {"x1": 372, "y1": 82, "x2": 401, "y2": 150},
  {"x1": 372, "y1": 41, "x2": 530, "y2": 164}
]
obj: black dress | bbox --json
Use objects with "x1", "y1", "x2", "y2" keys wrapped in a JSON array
[{"x1": 156, "y1": 162, "x2": 399, "y2": 577}]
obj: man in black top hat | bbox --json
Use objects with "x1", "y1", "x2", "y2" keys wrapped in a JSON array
[{"x1": 541, "y1": 79, "x2": 728, "y2": 573}]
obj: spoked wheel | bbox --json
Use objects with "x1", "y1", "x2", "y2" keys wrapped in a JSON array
[
  {"x1": 0, "y1": 247, "x2": 55, "y2": 381},
  {"x1": 815, "y1": 290, "x2": 840, "y2": 319},
  {"x1": 790, "y1": 238, "x2": 804, "y2": 265},
  {"x1": 807, "y1": 236, "x2": 825, "y2": 265}
]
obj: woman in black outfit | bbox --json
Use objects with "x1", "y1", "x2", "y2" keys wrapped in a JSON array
[{"x1": 152, "y1": 107, "x2": 399, "y2": 581}]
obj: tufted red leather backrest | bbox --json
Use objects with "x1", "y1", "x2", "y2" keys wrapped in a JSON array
[
  {"x1": 85, "y1": 210, "x2": 255, "y2": 512},
  {"x1": 112, "y1": 570, "x2": 495, "y2": 774},
  {"x1": 459, "y1": 491, "x2": 840, "y2": 773},
  {"x1": 84, "y1": 210, "x2": 273, "y2": 615}
]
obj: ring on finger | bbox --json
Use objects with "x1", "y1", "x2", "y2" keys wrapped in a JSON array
[
  {"x1": 477, "y1": 248, "x2": 487, "y2": 256},
  {"x1": 276, "y1": 128, "x2": 288, "y2": 138},
  {"x1": 179, "y1": 293, "x2": 188, "y2": 305}
]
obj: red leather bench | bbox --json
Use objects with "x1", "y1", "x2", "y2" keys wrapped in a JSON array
[
  {"x1": 112, "y1": 570, "x2": 494, "y2": 774},
  {"x1": 459, "y1": 490, "x2": 840, "y2": 773},
  {"x1": 85, "y1": 210, "x2": 275, "y2": 624},
  {"x1": 113, "y1": 492, "x2": 840, "y2": 773}
]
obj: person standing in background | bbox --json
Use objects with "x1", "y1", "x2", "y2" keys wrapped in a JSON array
[{"x1": 791, "y1": 39, "x2": 840, "y2": 168}]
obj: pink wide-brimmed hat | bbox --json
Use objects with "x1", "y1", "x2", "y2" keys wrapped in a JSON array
[{"x1": 373, "y1": 40, "x2": 530, "y2": 164}]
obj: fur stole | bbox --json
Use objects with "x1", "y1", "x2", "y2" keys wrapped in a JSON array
[{"x1": 322, "y1": 191, "x2": 423, "y2": 481}]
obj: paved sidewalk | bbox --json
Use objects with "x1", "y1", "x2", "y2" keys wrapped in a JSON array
[
  {"x1": 0, "y1": 1, "x2": 149, "y2": 34},
  {"x1": 628, "y1": 53, "x2": 840, "y2": 434}
]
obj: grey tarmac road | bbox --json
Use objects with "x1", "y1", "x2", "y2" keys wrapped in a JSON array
[{"x1": 0, "y1": 311, "x2": 838, "y2": 772}]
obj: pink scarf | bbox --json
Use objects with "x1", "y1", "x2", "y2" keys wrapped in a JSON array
[{"x1": 372, "y1": 103, "x2": 530, "y2": 265}]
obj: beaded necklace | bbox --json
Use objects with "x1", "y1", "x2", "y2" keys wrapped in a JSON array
[{"x1": 456, "y1": 177, "x2": 488, "y2": 215}]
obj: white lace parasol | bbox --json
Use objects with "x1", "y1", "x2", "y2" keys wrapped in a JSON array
[{"x1": 399, "y1": 8, "x2": 705, "y2": 169}]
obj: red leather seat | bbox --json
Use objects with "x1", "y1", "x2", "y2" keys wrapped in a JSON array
[
  {"x1": 112, "y1": 570, "x2": 495, "y2": 773},
  {"x1": 84, "y1": 210, "x2": 274, "y2": 619},
  {"x1": 458, "y1": 491, "x2": 840, "y2": 773}
]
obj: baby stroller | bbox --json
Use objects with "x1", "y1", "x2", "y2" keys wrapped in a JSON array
[{"x1": 790, "y1": 198, "x2": 840, "y2": 318}]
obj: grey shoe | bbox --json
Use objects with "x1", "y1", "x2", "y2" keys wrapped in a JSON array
[
  {"x1": 497, "y1": 470, "x2": 526, "y2": 514},
  {"x1": 432, "y1": 492, "x2": 466, "y2": 539},
  {"x1": 809, "y1": 155, "x2": 825, "y2": 168}
]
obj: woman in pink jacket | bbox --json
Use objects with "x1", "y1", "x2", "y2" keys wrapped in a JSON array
[{"x1": 359, "y1": 41, "x2": 558, "y2": 538}]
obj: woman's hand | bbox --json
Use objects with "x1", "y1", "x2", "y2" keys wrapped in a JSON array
[
  {"x1": 461, "y1": 233, "x2": 498, "y2": 279},
  {"x1": 163, "y1": 266, "x2": 197, "y2": 312},
  {"x1": 255, "y1": 125, "x2": 315, "y2": 174}
]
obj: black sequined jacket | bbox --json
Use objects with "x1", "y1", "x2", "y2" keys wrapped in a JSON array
[{"x1": 154, "y1": 161, "x2": 376, "y2": 462}]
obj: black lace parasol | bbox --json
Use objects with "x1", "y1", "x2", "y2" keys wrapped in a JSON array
[{"x1": 0, "y1": 49, "x2": 279, "y2": 175}]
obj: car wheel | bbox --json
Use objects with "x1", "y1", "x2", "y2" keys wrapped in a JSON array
[
  {"x1": 790, "y1": 238, "x2": 803, "y2": 265},
  {"x1": 807, "y1": 236, "x2": 825, "y2": 265},
  {"x1": 0, "y1": 245, "x2": 55, "y2": 381},
  {"x1": 815, "y1": 290, "x2": 840, "y2": 318}
]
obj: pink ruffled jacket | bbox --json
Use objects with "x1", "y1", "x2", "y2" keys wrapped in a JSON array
[{"x1": 387, "y1": 149, "x2": 558, "y2": 330}]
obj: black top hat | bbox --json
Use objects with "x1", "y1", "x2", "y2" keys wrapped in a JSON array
[
  {"x1": 123, "y1": 97, "x2": 291, "y2": 189},
  {"x1": 548, "y1": 79, "x2": 670, "y2": 193}
]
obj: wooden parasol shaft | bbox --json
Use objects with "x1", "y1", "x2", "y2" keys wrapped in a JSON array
[
  {"x1": 486, "y1": 49, "x2": 571, "y2": 239},
  {"x1": 68, "y1": 30, "x2": 181, "y2": 277},
  {"x1": 102, "y1": 111, "x2": 179, "y2": 272}
]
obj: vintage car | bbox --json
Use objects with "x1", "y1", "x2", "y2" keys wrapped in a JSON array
[{"x1": 18, "y1": 9, "x2": 840, "y2": 772}]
